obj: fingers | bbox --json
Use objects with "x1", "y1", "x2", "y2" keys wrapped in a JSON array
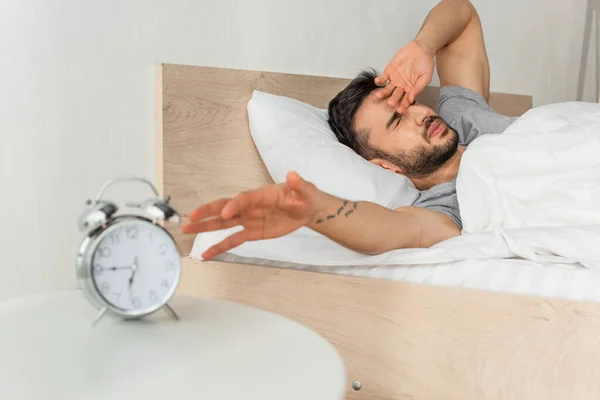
[
  {"x1": 286, "y1": 171, "x2": 318, "y2": 209},
  {"x1": 375, "y1": 84, "x2": 395, "y2": 99},
  {"x1": 188, "y1": 198, "x2": 230, "y2": 222},
  {"x1": 286, "y1": 171, "x2": 311, "y2": 195},
  {"x1": 397, "y1": 75, "x2": 430, "y2": 114},
  {"x1": 181, "y1": 216, "x2": 242, "y2": 235},
  {"x1": 374, "y1": 70, "x2": 390, "y2": 87},
  {"x1": 375, "y1": 68, "x2": 394, "y2": 99},
  {"x1": 182, "y1": 193, "x2": 255, "y2": 235},
  {"x1": 396, "y1": 91, "x2": 413, "y2": 114},
  {"x1": 221, "y1": 189, "x2": 266, "y2": 219},
  {"x1": 408, "y1": 74, "x2": 431, "y2": 104},
  {"x1": 387, "y1": 86, "x2": 405, "y2": 107},
  {"x1": 202, "y1": 230, "x2": 248, "y2": 260},
  {"x1": 184, "y1": 185, "x2": 272, "y2": 234}
]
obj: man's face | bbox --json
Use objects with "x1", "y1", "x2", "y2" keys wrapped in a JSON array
[{"x1": 354, "y1": 91, "x2": 459, "y2": 178}]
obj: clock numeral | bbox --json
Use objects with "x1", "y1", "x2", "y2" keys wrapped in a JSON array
[
  {"x1": 131, "y1": 297, "x2": 141, "y2": 308},
  {"x1": 109, "y1": 233, "x2": 120, "y2": 246},
  {"x1": 93, "y1": 264, "x2": 103, "y2": 276},
  {"x1": 99, "y1": 282, "x2": 110, "y2": 294},
  {"x1": 97, "y1": 247, "x2": 111, "y2": 258},
  {"x1": 165, "y1": 260, "x2": 175, "y2": 270},
  {"x1": 113, "y1": 292, "x2": 122, "y2": 303},
  {"x1": 161, "y1": 279, "x2": 169, "y2": 288},
  {"x1": 149, "y1": 290, "x2": 158, "y2": 302},
  {"x1": 159, "y1": 244, "x2": 167, "y2": 256},
  {"x1": 126, "y1": 227, "x2": 138, "y2": 240}
]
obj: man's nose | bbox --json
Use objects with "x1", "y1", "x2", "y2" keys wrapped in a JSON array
[{"x1": 406, "y1": 105, "x2": 430, "y2": 126}]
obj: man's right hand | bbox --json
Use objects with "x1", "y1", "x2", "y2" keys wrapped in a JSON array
[
  {"x1": 181, "y1": 171, "x2": 320, "y2": 260},
  {"x1": 182, "y1": 172, "x2": 461, "y2": 259},
  {"x1": 374, "y1": 40, "x2": 435, "y2": 114}
]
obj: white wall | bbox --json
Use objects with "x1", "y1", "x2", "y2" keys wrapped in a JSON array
[{"x1": 0, "y1": 0, "x2": 597, "y2": 300}]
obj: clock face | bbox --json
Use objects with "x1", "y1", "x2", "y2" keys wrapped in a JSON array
[{"x1": 90, "y1": 219, "x2": 180, "y2": 314}]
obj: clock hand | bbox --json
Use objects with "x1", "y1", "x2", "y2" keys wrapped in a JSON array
[
  {"x1": 109, "y1": 266, "x2": 132, "y2": 271},
  {"x1": 128, "y1": 257, "x2": 138, "y2": 289}
]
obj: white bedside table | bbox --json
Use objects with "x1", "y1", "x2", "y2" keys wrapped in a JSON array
[{"x1": 0, "y1": 291, "x2": 346, "y2": 400}]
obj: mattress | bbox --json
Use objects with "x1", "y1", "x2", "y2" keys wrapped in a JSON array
[
  {"x1": 210, "y1": 252, "x2": 600, "y2": 303},
  {"x1": 189, "y1": 102, "x2": 600, "y2": 303}
]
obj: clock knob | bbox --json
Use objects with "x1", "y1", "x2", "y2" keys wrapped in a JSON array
[
  {"x1": 78, "y1": 200, "x2": 118, "y2": 233},
  {"x1": 141, "y1": 198, "x2": 180, "y2": 224}
]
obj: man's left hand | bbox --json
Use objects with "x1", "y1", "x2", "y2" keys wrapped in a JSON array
[{"x1": 375, "y1": 40, "x2": 435, "y2": 114}]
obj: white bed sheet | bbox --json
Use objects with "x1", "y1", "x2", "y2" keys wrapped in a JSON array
[
  {"x1": 189, "y1": 101, "x2": 600, "y2": 304},
  {"x1": 190, "y1": 220, "x2": 600, "y2": 304},
  {"x1": 207, "y1": 252, "x2": 600, "y2": 303}
]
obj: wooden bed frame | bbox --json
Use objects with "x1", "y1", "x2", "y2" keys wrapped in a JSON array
[{"x1": 157, "y1": 63, "x2": 600, "y2": 399}]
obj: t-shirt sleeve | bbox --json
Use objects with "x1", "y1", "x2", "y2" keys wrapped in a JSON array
[
  {"x1": 411, "y1": 181, "x2": 462, "y2": 230},
  {"x1": 437, "y1": 85, "x2": 517, "y2": 145},
  {"x1": 437, "y1": 85, "x2": 494, "y2": 120}
]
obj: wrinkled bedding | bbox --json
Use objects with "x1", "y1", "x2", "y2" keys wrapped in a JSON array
[{"x1": 191, "y1": 101, "x2": 600, "y2": 274}]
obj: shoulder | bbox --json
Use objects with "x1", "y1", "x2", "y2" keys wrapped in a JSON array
[
  {"x1": 395, "y1": 203, "x2": 461, "y2": 248},
  {"x1": 410, "y1": 180, "x2": 461, "y2": 227},
  {"x1": 437, "y1": 85, "x2": 518, "y2": 145},
  {"x1": 437, "y1": 85, "x2": 493, "y2": 121},
  {"x1": 395, "y1": 180, "x2": 462, "y2": 247}
]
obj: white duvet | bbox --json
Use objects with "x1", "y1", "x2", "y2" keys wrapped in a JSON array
[{"x1": 191, "y1": 102, "x2": 600, "y2": 270}]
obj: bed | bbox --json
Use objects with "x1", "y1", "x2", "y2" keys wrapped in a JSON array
[{"x1": 156, "y1": 63, "x2": 600, "y2": 400}]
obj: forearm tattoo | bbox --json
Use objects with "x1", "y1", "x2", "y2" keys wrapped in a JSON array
[{"x1": 315, "y1": 200, "x2": 358, "y2": 224}]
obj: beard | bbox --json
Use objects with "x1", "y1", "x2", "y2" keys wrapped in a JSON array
[{"x1": 384, "y1": 116, "x2": 459, "y2": 179}]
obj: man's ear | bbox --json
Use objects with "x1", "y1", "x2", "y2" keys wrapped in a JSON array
[{"x1": 369, "y1": 158, "x2": 403, "y2": 174}]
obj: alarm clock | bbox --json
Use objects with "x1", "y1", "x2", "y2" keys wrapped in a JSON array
[{"x1": 76, "y1": 176, "x2": 182, "y2": 324}]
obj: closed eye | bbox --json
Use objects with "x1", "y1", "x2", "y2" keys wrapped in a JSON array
[
  {"x1": 386, "y1": 111, "x2": 402, "y2": 130},
  {"x1": 386, "y1": 101, "x2": 416, "y2": 130}
]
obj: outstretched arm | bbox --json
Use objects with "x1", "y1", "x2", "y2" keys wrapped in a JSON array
[
  {"x1": 307, "y1": 188, "x2": 459, "y2": 255},
  {"x1": 182, "y1": 172, "x2": 460, "y2": 259}
]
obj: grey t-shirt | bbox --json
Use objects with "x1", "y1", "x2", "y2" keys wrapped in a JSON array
[{"x1": 412, "y1": 85, "x2": 519, "y2": 229}]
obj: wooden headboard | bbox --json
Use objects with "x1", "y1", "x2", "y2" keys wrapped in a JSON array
[{"x1": 156, "y1": 63, "x2": 532, "y2": 254}]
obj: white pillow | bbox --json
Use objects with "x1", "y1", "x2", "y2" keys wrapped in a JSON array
[{"x1": 247, "y1": 90, "x2": 419, "y2": 209}]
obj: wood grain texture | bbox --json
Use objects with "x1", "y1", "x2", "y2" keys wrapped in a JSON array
[
  {"x1": 156, "y1": 64, "x2": 600, "y2": 400},
  {"x1": 178, "y1": 258, "x2": 600, "y2": 400},
  {"x1": 157, "y1": 63, "x2": 532, "y2": 253},
  {"x1": 156, "y1": 64, "x2": 164, "y2": 197}
]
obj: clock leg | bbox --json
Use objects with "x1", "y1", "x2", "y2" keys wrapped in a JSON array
[
  {"x1": 92, "y1": 307, "x2": 108, "y2": 327},
  {"x1": 163, "y1": 303, "x2": 180, "y2": 321}
]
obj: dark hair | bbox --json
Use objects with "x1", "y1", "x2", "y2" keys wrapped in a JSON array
[
  {"x1": 328, "y1": 71, "x2": 461, "y2": 178},
  {"x1": 327, "y1": 68, "x2": 381, "y2": 159}
]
